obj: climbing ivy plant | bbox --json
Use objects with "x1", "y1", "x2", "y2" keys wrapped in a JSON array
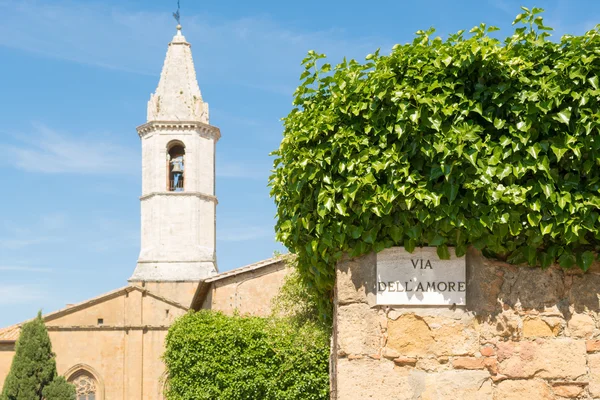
[{"x1": 269, "y1": 8, "x2": 600, "y2": 311}]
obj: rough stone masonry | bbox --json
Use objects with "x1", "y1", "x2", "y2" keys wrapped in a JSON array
[{"x1": 332, "y1": 247, "x2": 600, "y2": 399}]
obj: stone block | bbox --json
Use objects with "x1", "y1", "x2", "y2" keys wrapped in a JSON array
[
  {"x1": 522, "y1": 317, "x2": 556, "y2": 337},
  {"x1": 551, "y1": 383, "x2": 585, "y2": 398},
  {"x1": 494, "y1": 379, "x2": 553, "y2": 400},
  {"x1": 569, "y1": 274, "x2": 600, "y2": 313},
  {"x1": 500, "y1": 266, "x2": 565, "y2": 310},
  {"x1": 386, "y1": 314, "x2": 478, "y2": 357},
  {"x1": 587, "y1": 339, "x2": 600, "y2": 353},
  {"x1": 428, "y1": 318, "x2": 479, "y2": 356},
  {"x1": 335, "y1": 358, "x2": 421, "y2": 400},
  {"x1": 451, "y1": 357, "x2": 485, "y2": 370},
  {"x1": 480, "y1": 345, "x2": 495, "y2": 356},
  {"x1": 337, "y1": 303, "x2": 382, "y2": 356},
  {"x1": 336, "y1": 253, "x2": 377, "y2": 306},
  {"x1": 420, "y1": 370, "x2": 492, "y2": 400},
  {"x1": 415, "y1": 357, "x2": 448, "y2": 372},
  {"x1": 477, "y1": 310, "x2": 521, "y2": 340},
  {"x1": 483, "y1": 358, "x2": 498, "y2": 375},
  {"x1": 589, "y1": 353, "x2": 600, "y2": 397},
  {"x1": 382, "y1": 347, "x2": 399, "y2": 359},
  {"x1": 393, "y1": 356, "x2": 417, "y2": 367},
  {"x1": 567, "y1": 313, "x2": 596, "y2": 338},
  {"x1": 466, "y1": 248, "x2": 504, "y2": 313},
  {"x1": 497, "y1": 339, "x2": 587, "y2": 379},
  {"x1": 386, "y1": 314, "x2": 434, "y2": 357}
]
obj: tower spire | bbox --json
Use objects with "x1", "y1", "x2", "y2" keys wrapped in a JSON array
[{"x1": 146, "y1": 2, "x2": 209, "y2": 123}]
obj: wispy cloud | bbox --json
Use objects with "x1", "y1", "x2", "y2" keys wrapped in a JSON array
[
  {"x1": 0, "y1": 237, "x2": 54, "y2": 249},
  {"x1": 0, "y1": 124, "x2": 134, "y2": 174},
  {"x1": 0, "y1": 212, "x2": 68, "y2": 251},
  {"x1": 0, "y1": 284, "x2": 46, "y2": 305},
  {"x1": 0, "y1": 1, "x2": 388, "y2": 94},
  {"x1": 0, "y1": 266, "x2": 52, "y2": 273}
]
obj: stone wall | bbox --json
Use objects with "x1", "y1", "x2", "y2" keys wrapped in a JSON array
[
  {"x1": 0, "y1": 343, "x2": 14, "y2": 391},
  {"x1": 201, "y1": 261, "x2": 288, "y2": 316},
  {"x1": 333, "y1": 247, "x2": 600, "y2": 399}
]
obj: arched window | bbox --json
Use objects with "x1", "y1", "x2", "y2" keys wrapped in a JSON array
[
  {"x1": 167, "y1": 142, "x2": 185, "y2": 192},
  {"x1": 70, "y1": 371, "x2": 97, "y2": 400},
  {"x1": 64, "y1": 365, "x2": 103, "y2": 400}
]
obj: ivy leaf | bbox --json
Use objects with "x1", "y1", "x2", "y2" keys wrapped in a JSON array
[
  {"x1": 551, "y1": 144, "x2": 568, "y2": 161},
  {"x1": 527, "y1": 213, "x2": 541, "y2": 226},
  {"x1": 581, "y1": 251, "x2": 595, "y2": 271},
  {"x1": 540, "y1": 221, "x2": 553, "y2": 236},
  {"x1": 539, "y1": 252, "x2": 553, "y2": 268},
  {"x1": 553, "y1": 109, "x2": 572, "y2": 125},
  {"x1": 558, "y1": 252, "x2": 575, "y2": 268},
  {"x1": 443, "y1": 181, "x2": 459, "y2": 203},
  {"x1": 436, "y1": 244, "x2": 450, "y2": 260},
  {"x1": 351, "y1": 226, "x2": 363, "y2": 239}
]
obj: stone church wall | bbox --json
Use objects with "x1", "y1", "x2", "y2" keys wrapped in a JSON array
[
  {"x1": 201, "y1": 261, "x2": 288, "y2": 316},
  {"x1": 333, "y1": 247, "x2": 600, "y2": 399},
  {"x1": 0, "y1": 344, "x2": 14, "y2": 390}
]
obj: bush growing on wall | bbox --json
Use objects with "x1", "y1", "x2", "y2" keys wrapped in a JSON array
[
  {"x1": 269, "y1": 8, "x2": 600, "y2": 311},
  {"x1": 163, "y1": 257, "x2": 330, "y2": 400}
]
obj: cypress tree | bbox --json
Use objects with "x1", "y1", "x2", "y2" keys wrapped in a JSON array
[{"x1": 1, "y1": 312, "x2": 58, "y2": 400}]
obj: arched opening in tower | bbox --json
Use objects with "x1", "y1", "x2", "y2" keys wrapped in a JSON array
[{"x1": 167, "y1": 143, "x2": 185, "y2": 191}]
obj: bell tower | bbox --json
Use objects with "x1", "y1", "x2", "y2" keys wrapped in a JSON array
[{"x1": 129, "y1": 25, "x2": 219, "y2": 293}]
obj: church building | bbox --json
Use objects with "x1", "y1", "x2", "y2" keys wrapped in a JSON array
[{"x1": 0, "y1": 24, "x2": 288, "y2": 400}]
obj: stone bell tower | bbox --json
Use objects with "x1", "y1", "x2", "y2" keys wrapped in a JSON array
[{"x1": 129, "y1": 25, "x2": 218, "y2": 302}]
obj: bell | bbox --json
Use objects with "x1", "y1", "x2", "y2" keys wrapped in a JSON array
[{"x1": 171, "y1": 163, "x2": 183, "y2": 173}]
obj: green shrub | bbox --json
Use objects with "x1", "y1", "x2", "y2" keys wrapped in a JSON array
[
  {"x1": 269, "y1": 7, "x2": 600, "y2": 310},
  {"x1": 163, "y1": 311, "x2": 329, "y2": 400},
  {"x1": 42, "y1": 376, "x2": 75, "y2": 400},
  {"x1": 271, "y1": 254, "x2": 331, "y2": 326}
]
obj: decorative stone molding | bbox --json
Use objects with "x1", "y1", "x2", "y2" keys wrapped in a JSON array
[
  {"x1": 47, "y1": 325, "x2": 173, "y2": 332},
  {"x1": 137, "y1": 121, "x2": 220, "y2": 141},
  {"x1": 139, "y1": 191, "x2": 218, "y2": 203}
]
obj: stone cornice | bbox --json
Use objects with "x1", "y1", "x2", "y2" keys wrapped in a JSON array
[
  {"x1": 46, "y1": 325, "x2": 172, "y2": 332},
  {"x1": 137, "y1": 120, "x2": 220, "y2": 141},
  {"x1": 140, "y1": 191, "x2": 218, "y2": 203}
]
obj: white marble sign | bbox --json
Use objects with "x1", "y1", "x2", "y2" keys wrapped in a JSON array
[{"x1": 376, "y1": 247, "x2": 466, "y2": 305}]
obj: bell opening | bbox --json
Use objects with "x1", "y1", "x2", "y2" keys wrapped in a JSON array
[{"x1": 167, "y1": 143, "x2": 185, "y2": 192}]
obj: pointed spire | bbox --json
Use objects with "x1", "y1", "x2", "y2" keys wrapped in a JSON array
[{"x1": 147, "y1": 25, "x2": 209, "y2": 123}]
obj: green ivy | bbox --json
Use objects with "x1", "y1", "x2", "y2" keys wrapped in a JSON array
[{"x1": 269, "y1": 8, "x2": 600, "y2": 310}]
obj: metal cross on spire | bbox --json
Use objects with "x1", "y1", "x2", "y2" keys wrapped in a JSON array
[{"x1": 173, "y1": 0, "x2": 181, "y2": 26}]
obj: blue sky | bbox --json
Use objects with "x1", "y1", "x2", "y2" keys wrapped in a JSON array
[{"x1": 0, "y1": 0, "x2": 598, "y2": 327}]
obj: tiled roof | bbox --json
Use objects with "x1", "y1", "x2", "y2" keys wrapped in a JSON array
[
  {"x1": 205, "y1": 256, "x2": 285, "y2": 283},
  {"x1": 0, "y1": 324, "x2": 20, "y2": 342}
]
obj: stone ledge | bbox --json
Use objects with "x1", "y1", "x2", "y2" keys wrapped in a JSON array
[
  {"x1": 46, "y1": 325, "x2": 172, "y2": 332},
  {"x1": 139, "y1": 191, "x2": 218, "y2": 203},
  {"x1": 137, "y1": 120, "x2": 220, "y2": 141}
]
